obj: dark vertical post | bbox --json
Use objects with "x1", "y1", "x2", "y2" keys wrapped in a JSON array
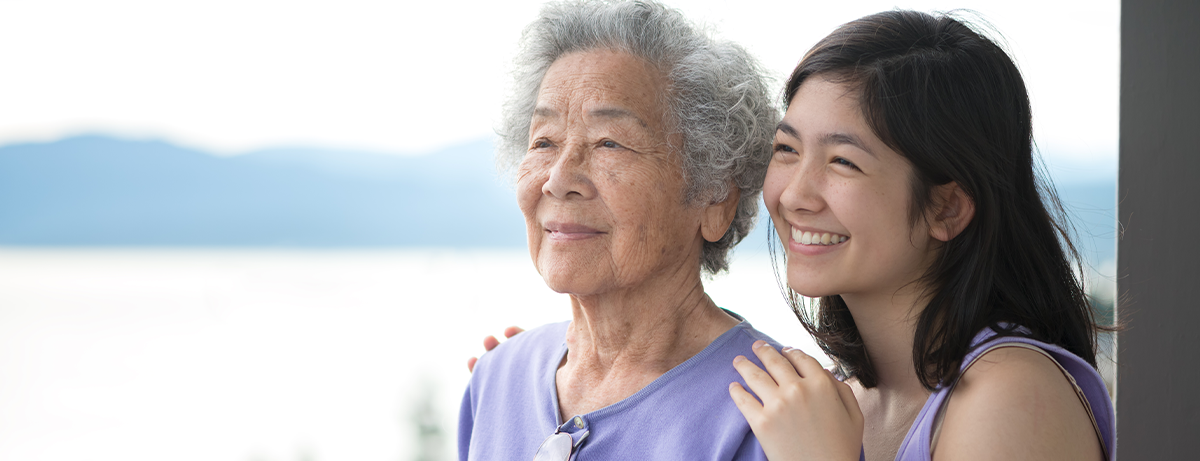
[{"x1": 1118, "y1": 0, "x2": 1200, "y2": 457}]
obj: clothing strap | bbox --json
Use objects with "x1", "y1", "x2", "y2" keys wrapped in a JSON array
[{"x1": 929, "y1": 342, "x2": 1109, "y2": 460}]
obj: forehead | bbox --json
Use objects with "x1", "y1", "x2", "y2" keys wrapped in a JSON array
[
  {"x1": 786, "y1": 78, "x2": 865, "y2": 126},
  {"x1": 784, "y1": 77, "x2": 911, "y2": 168},
  {"x1": 536, "y1": 49, "x2": 667, "y2": 118}
]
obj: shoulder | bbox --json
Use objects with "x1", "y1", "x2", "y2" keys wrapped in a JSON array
[
  {"x1": 934, "y1": 345, "x2": 1103, "y2": 461},
  {"x1": 726, "y1": 320, "x2": 783, "y2": 350},
  {"x1": 471, "y1": 321, "x2": 569, "y2": 378},
  {"x1": 497, "y1": 321, "x2": 569, "y2": 351}
]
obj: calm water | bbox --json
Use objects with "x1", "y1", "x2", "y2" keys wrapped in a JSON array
[
  {"x1": 0, "y1": 248, "x2": 1116, "y2": 461},
  {"x1": 0, "y1": 248, "x2": 816, "y2": 461}
]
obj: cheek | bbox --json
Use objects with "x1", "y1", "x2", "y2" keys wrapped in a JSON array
[
  {"x1": 598, "y1": 161, "x2": 693, "y2": 257},
  {"x1": 515, "y1": 158, "x2": 549, "y2": 215},
  {"x1": 761, "y1": 163, "x2": 796, "y2": 240},
  {"x1": 598, "y1": 155, "x2": 676, "y2": 213},
  {"x1": 862, "y1": 185, "x2": 911, "y2": 233},
  {"x1": 761, "y1": 164, "x2": 788, "y2": 217},
  {"x1": 834, "y1": 181, "x2": 919, "y2": 258},
  {"x1": 826, "y1": 187, "x2": 879, "y2": 236}
]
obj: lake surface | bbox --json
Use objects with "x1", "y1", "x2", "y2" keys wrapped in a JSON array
[{"x1": 0, "y1": 248, "x2": 819, "y2": 461}]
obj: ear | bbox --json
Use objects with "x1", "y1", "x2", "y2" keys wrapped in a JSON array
[
  {"x1": 701, "y1": 187, "x2": 741, "y2": 243},
  {"x1": 927, "y1": 182, "x2": 975, "y2": 242}
]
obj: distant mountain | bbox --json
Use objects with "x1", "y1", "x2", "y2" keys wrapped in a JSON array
[
  {"x1": 0, "y1": 135, "x2": 1116, "y2": 264},
  {"x1": 0, "y1": 135, "x2": 527, "y2": 247}
]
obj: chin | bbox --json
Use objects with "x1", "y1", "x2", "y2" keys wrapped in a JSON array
[
  {"x1": 536, "y1": 259, "x2": 608, "y2": 296},
  {"x1": 786, "y1": 267, "x2": 842, "y2": 298},
  {"x1": 788, "y1": 284, "x2": 839, "y2": 299},
  {"x1": 540, "y1": 276, "x2": 609, "y2": 298}
]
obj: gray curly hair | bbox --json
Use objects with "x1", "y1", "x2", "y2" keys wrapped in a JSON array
[{"x1": 496, "y1": 0, "x2": 779, "y2": 274}]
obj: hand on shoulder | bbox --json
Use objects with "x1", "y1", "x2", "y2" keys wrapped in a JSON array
[
  {"x1": 729, "y1": 341, "x2": 863, "y2": 461},
  {"x1": 467, "y1": 326, "x2": 525, "y2": 372},
  {"x1": 934, "y1": 346, "x2": 1104, "y2": 461}
]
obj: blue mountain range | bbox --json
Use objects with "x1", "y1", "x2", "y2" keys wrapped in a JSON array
[
  {"x1": 0, "y1": 135, "x2": 526, "y2": 247},
  {"x1": 0, "y1": 135, "x2": 1116, "y2": 264}
]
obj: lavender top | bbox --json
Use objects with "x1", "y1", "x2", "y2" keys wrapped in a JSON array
[
  {"x1": 893, "y1": 326, "x2": 1116, "y2": 461},
  {"x1": 458, "y1": 312, "x2": 779, "y2": 461}
]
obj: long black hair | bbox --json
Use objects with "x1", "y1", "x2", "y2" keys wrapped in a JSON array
[{"x1": 778, "y1": 10, "x2": 1103, "y2": 390}]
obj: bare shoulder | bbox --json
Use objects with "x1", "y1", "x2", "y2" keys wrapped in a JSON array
[{"x1": 933, "y1": 346, "x2": 1103, "y2": 461}]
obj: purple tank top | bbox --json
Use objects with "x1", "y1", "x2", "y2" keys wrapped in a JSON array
[{"x1": 888, "y1": 326, "x2": 1115, "y2": 461}]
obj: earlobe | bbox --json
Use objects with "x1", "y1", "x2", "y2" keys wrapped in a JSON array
[
  {"x1": 929, "y1": 182, "x2": 975, "y2": 242},
  {"x1": 701, "y1": 187, "x2": 741, "y2": 243}
]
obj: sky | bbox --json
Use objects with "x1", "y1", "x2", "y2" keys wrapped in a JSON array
[{"x1": 0, "y1": 0, "x2": 1118, "y2": 165}]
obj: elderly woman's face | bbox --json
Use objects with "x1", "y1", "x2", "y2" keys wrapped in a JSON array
[{"x1": 517, "y1": 49, "x2": 705, "y2": 297}]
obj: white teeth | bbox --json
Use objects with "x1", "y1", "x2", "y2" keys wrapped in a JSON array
[{"x1": 791, "y1": 227, "x2": 848, "y2": 246}]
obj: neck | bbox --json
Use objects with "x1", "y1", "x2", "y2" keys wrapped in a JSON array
[
  {"x1": 565, "y1": 268, "x2": 735, "y2": 374},
  {"x1": 842, "y1": 285, "x2": 930, "y2": 398},
  {"x1": 555, "y1": 262, "x2": 739, "y2": 417}
]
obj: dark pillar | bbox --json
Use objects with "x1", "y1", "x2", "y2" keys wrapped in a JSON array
[{"x1": 1118, "y1": 0, "x2": 1200, "y2": 457}]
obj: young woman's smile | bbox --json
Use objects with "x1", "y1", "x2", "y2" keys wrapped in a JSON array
[{"x1": 787, "y1": 225, "x2": 850, "y2": 256}]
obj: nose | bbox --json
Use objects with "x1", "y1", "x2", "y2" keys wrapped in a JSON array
[
  {"x1": 542, "y1": 142, "x2": 597, "y2": 200},
  {"x1": 779, "y1": 160, "x2": 825, "y2": 214}
]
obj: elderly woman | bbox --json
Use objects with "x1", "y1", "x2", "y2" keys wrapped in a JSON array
[{"x1": 457, "y1": 1, "x2": 778, "y2": 460}]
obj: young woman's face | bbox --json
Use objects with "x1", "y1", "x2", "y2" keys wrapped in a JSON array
[{"x1": 764, "y1": 77, "x2": 940, "y2": 299}]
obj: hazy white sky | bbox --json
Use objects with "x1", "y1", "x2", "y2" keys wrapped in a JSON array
[{"x1": 0, "y1": 0, "x2": 1118, "y2": 161}]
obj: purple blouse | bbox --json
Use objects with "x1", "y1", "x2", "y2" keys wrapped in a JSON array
[{"x1": 458, "y1": 313, "x2": 780, "y2": 461}]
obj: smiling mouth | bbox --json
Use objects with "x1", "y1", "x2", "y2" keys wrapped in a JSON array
[
  {"x1": 791, "y1": 227, "x2": 849, "y2": 246},
  {"x1": 545, "y1": 222, "x2": 605, "y2": 240}
]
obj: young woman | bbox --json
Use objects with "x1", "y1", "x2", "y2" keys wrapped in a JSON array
[{"x1": 727, "y1": 10, "x2": 1113, "y2": 461}]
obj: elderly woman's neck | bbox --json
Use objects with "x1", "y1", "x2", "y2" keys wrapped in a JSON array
[
  {"x1": 568, "y1": 280, "x2": 734, "y2": 363},
  {"x1": 555, "y1": 276, "x2": 737, "y2": 417}
]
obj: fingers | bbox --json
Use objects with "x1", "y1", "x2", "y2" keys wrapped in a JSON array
[
  {"x1": 728, "y1": 381, "x2": 764, "y2": 423},
  {"x1": 482, "y1": 335, "x2": 500, "y2": 352},
  {"x1": 751, "y1": 341, "x2": 803, "y2": 383},
  {"x1": 503, "y1": 326, "x2": 524, "y2": 338},
  {"x1": 485, "y1": 327, "x2": 523, "y2": 352},
  {"x1": 781, "y1": 345, "x2": 827, "y2": 380},
  {"x1": 832, "y1": 374, "x2": 863, "y2": 426},
  {"x1": 471, "y1": 328, "x2": 525, "y2": 373},
  {"x1": 732, "y1": 355, "x2": 780, "y2": 400}
]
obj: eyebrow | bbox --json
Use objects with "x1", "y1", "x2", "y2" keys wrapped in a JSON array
[
  {"x1": 775, "y1": 121, "x2": 877, "y2": 158},
  {"x1": 530, "y1": 105, "x2": 649, "y2": 127},
  {"x1": 776, "y1": 121, "x2": 801, "y2": 139},
  {"x1": 821, "y1": 133, "x2": 876, "y2": 157},
  {"x1": 588, "y1": 107, "x2": 649, "y2": 128}
]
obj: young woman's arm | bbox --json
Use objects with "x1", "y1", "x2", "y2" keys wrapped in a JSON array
[
  {"x1": 933, "y1": 347, "x2": 1104, "y2": 461},
  {"x1": 730, "y1": 341, "x2": 863, "y2": 461}
]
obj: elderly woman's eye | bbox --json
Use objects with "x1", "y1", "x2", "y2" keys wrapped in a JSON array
[
  {"x1": 601, "y1": 140, "x2": 621, "y2": 149},
  {"x1": 532, "y1": 139, "x2": 553, "y2": 149}
]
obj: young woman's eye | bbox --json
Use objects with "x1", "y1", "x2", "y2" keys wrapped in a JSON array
[{"x1": 833, "y1": 157, "x2": 861, "y2": 171}]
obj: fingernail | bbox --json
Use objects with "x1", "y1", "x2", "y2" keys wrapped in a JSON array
[
  {"x1": 782, "y1": 346, "x2": 794, "y2": 352},
  {"x1": 733, "y1": 355, "x2": 746, "y2": 363},
  {"x1": 756, "y1": 341, "x2": 772, "y2": 350}
]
